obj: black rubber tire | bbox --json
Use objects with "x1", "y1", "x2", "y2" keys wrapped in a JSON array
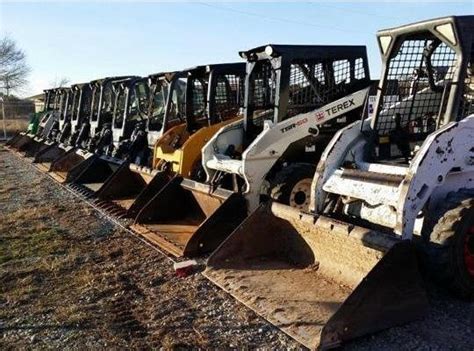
[
  {"x1": 269, "y1": 163, "x2": 316, "y2": 211},
  {"x1": 422, "y1": 189, "x2": 474, "y2": 300}
]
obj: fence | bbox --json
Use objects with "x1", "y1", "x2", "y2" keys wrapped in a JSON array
[{"x1": 0, "y1": 98, "x2": 35, "y2": 140}]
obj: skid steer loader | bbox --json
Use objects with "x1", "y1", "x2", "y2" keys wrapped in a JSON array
[
  {"x1": 96, "y1": 63, "x2": 245, "y2": 218},
  {"x1": 10, "y1": 87, "x2": 68, "y2": 157},
  {"x1": 33, "y1": 82, "x2": 93, "y2": 172},
  {"x1": 6, "y1": 88, "x2": 59, "y2": 149},
  {"x1": 132, "y1": 44, "x2": 373, "y2": 257},
  {"x1": 204, "y1": 16, "x2": 474, "y2": 349},
  {"x1": 65, "y1": 76, "x2": 152, "y2": 195},
  {"x1": 47, "y1": 76, "x2": 134, "y2": 183},
  {"x1": 21, "y1": 87, "x2": 72, "y2": 160}
]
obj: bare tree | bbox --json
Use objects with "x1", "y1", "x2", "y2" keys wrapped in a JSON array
[
  {"x1": 0, "y1": 36, "x2": 30, "y2": 96},
  {"x1": 50, "y1": 76, "x2": 70, "y2": 88}
]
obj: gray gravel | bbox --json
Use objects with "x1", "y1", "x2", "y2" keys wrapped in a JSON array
[{"x1": 1, "y1": 146, "x2": 473, "y2": 350}]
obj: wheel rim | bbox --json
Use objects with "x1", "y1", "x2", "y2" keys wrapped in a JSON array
[
  {"x1": 465, "y1": 226, "x2": 474, "y2": 278},
  {"x1": 289, "y1": 178, "x2": 312, "y2": 210}
]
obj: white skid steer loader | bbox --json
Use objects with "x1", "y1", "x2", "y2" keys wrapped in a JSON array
[
  {"x1": 132, "y1": 44, "x2": 374, "y2": 257},
  {"x1": 204, "y1": 16, "x2": 474, "y2": 350}
]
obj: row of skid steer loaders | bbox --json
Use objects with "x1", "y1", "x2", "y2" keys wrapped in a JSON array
[
  {"x1": 4, "y1": 15, "x2": 473, "y2": 350},
  {"x1": 6, "y1": 87, "x2": 66, "y2": 156},
  {"x1": 59, "y1": 63, "x2": 245, "y2": 216}
]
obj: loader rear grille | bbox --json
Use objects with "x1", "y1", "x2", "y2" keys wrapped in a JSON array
[{"x1": 375, "y1": 38, "x2": 457, "y2": 136}]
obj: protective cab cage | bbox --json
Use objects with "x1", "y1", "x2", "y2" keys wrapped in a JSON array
[
  {"x1": 369, "y1": 16, "x2": 474, "y2": 163},
  {"x1": 241, "y1": 44, "x2": 371, "y2": 140}
]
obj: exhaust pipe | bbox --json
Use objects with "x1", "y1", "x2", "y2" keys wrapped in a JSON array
[
  {"x1": 131, "y1": 178, "x2": 247, "y2": 257},
  {"x1": 204, "y1": 202, "x2": 428, "y2": 349}
]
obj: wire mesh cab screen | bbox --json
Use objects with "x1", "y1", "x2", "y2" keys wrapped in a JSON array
[
  {"x1": 248, "y1": 60, "x2": 277, "y2": 127},
  {"x1": 287, "y1": 57, "x2": 368, "y2": 126},
  {"x1": 373, "y1": 33, "x2": 460, "y2": 163},
  {"x1": 246, "y1": 55, "x2": 368, "y2": 136},
  {"x1": 188, "y1": 76, "x2": 208, "y2": 121},
  {"x1": 460, "y1": 62, "x2": 474, "y2": 117},
  {"x1": 100, "y1": 84, "x2": 115, "y2": 126},
  {"x1": 213, "y1": 73, "x2": 245, "y2": 121},
  {"x1": 375, "y1": 35, "x2": 457, "y2": 138}
]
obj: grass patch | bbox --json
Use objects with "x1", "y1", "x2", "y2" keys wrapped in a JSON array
[{"x1": 0, "y1": 228, "x2": 67, "y2": 265}]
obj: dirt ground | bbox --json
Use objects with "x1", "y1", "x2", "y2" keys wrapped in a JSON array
[{"x1": 0, "y1": 146, "x2": 473, "y2": 350}]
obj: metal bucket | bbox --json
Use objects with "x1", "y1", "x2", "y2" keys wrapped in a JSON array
[
  {"x1": 96, "y1": 165, "x2": 173, "y2": 218},
  {"x1": 131, "y1": 178, "x2": 247, "y2": 257},
  {"x1": 33, "y1": 143, "x2": 73, "y2": 173},
  {"x1": 17, "y1": 137, "x2": 52, "y2": 160},
  {"x1": 5, "y1": 132, "x2": 29, "y2": 149},
  {"x1": 70, "y1": 155, "x2": 126, "y2": 194},
  {"x1": 204, "y1": 202, "x2": 428, "y2": 349},
  {"x1": 48, "y1": 149, "x2": 95, "y2": 183}
]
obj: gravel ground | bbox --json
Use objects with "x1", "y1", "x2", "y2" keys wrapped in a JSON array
[{"x1": 0, "y1": 145, "x2": 473, "y2": 350}]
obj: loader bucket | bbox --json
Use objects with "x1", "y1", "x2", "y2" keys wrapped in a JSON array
[
  {"x1": 96, "y1": 165, "x2": 174, "y2": 217},
  {"x1": 48, "y1": 149, "x2": 95, "y2": 183},
  {"x1": 204, "y1": 202, "x2": 428, "y2": 350},
  {"x1": 6, "y1": 132, "x2": 28, "y2": 149},
  {"x1": 17, "y1": 138, "x2": 52, "y2": 159},
  {"x1": 131, "y1": 178, "x2": 247, "y2": 257},
  {"x1": 71, "y1": 155, "x2": 126, "y2": 194},
  {"x1": 33, "y1": 143, "x2": 73, "y2": 173},
  {"x1": 7, "y1": 134, "x2": 36, "y2": 152}
]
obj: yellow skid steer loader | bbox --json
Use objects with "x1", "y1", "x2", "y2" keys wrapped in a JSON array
[{"x1": 204, "y1": 16, "x2": 474, "y2": 349}]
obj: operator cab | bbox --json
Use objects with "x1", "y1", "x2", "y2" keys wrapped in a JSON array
[
  {"x1": 111, "y1": 76, "x2": 148, "y2": 147},
  {"x1": 370, "y1": 18, "x2": 473, "y2": 164},
  {"x1": 241, "y1": 44, "x2": 371, "y2": 146},
  {"x1": 147, "y1": 71, "x2": 186, "y2": 147}
]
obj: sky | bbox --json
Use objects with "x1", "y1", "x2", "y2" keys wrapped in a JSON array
[{"x1": 0, "y1": 1, "x2": 472, "y2": 97}]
